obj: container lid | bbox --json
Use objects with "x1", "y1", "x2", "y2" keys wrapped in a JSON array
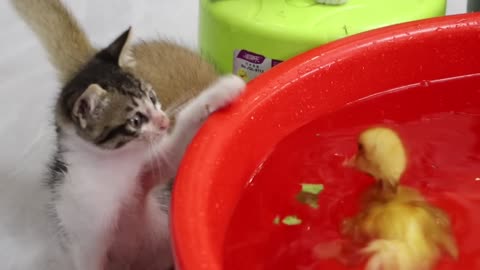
[{"x1": 204, "y1": 0, "x2": 446, "y2": 44}]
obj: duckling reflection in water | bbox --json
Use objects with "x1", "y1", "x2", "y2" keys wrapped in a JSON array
[{"x1": 342, "y1": 127, "x2": 458, "y2": 270}]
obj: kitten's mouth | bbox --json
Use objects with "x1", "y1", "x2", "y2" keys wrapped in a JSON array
[{"x1": 156, "y1": 116, "x2": 170, "y2": 131}]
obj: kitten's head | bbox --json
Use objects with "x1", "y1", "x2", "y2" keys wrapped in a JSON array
[{"x1": 57, "y1": 27, "x2": 170, "y2": 150}]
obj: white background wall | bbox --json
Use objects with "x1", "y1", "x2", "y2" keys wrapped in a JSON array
[{"x1": 0, "y1": 1, "x2": 469, "y2": 181}]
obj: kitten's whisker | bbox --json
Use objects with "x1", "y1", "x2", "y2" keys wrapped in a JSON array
[
  {"x1": 160, "y1": 147, "x2": 177, "y2": 177},
  {"x1": 148, "y1": 139, "x2": 162, "y2": 186},
  {"x1": 145, "y1": 141, "x2": 156, "y2": 186}
]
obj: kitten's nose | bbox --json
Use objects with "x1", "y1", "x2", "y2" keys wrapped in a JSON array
[{"x1": 153, "y1": 113, "x2": 170, "y2": 130}]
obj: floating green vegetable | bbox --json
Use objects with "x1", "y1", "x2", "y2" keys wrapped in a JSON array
[
  {"x1": 301, "y1": 183, "x2": 324, "y2": 195},
  {"x1": 272, "y1": 184, "x2": 323, "y2": 226},
  {"x1": 296, "y1": 192, "x2": 319, "y2": 209},
  {"x1": 296, "y1": 183, "x2": 324, "y2": 209},
  {"x1": 282, "y1": 215, "x2": 302, "y2": 226}
]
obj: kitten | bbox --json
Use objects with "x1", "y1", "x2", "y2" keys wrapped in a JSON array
[
  {"x1": 8, "y1": 2, "x2": 247, "y2": 269},
  {"x1": 11, "y1": 0, "x2": 218, "y2": 111}
]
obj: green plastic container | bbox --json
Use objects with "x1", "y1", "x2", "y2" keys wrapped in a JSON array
[{"x1": 199, "y1": 0, "x2": 447, "y2": 82}]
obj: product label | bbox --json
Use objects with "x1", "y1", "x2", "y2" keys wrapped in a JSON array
[{"x1": 233, "y1": 49, "x2": 283, "y2": 82}]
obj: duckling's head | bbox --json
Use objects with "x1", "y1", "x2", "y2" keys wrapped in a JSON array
[{"x1": 349, "y1": 127, "x2": 407, "y2": 190}]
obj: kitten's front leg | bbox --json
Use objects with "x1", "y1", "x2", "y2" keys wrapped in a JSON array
[{"x1": 159, "y1": 74, "x2": 246, "y2": 177}]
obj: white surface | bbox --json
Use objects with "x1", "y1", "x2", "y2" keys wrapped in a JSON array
[{"x1": 0, "y1": 0, "x2": 469, "y2": 187}]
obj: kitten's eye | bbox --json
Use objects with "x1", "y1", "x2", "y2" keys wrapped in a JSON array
[
  {"x1": 128, "y1": 113, "x2": 147, "y2": 129},
  {"x1": 148, "y1": 91, "x2": 157, "y2": 104},
  {"x1": 129, "y1": 115, "x2": 141, "y2": 129}
]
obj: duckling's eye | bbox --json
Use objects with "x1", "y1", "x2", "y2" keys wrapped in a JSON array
[{"x1": 358, "y1": 143, "x2": 364, "y2": 151}]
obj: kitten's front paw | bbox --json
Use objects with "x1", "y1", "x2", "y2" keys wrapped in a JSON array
[{"x1": 205, "y1": 74, "x2": 246, "y2": 113}]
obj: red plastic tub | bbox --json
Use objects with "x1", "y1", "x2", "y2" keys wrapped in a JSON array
[{"x1": 172, "y1": 13, "x2": 480, "y2": 270}]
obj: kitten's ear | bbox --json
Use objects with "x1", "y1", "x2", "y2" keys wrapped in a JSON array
[
  {"x1": 73, "y1": 84, "x2": 108, "y2": 129},
  {"x1": 103, "y1": 27, "x2": 135, "y2": 69}
]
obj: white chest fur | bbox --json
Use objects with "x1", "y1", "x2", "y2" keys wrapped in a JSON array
[{"x1": 54, "y1": 134, "x2": 148, "y2": 270}]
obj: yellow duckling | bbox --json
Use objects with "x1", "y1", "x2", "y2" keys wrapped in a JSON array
[
  {"x1": 346, "y1": 127, "x2": 407, "y2": 192},
  {"x1": 342, "y1": 127, "x2": 458, "y2": 270}
]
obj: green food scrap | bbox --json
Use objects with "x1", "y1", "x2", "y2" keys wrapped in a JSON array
[
  {"x1": 296, "y1": 192, "x2": 319, "y2": 209},
  {"x1": 301, "y1": 183, "x2": 324, "y2": 195},
  {"x1": 273, "y1": 215, "x2": 281, "y2": 225},
  {"x1": 282, "y1": 215, "x2": 302, "y2": 226},
  {"x1": 296, "y1": 183, "x2": 324, "y2": 209}
]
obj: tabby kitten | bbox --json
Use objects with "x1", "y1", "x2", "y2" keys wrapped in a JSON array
[
  {"x1": 10, "y1": 20, "x2": 245, "y2": 270},
  {"x1": 7, "y1": 1, "x2": 248, "y2": 269}
]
